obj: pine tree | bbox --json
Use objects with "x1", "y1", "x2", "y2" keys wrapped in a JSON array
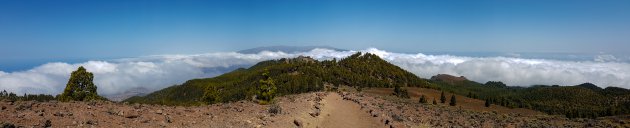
[
  {"x1": 1, "y1": 90, "x2": 6, "y2": 97},
  {"x1": 393, "y1": 84, "x2": 409, "y2": 98},
  {"x1": 419, "y1": 95, "x2": 427, "y2": 103},
  {"x1": 202, "y1": 85, "x2": 221, "y2": 104},
  {"x1": 485, "y1": 98, "x2": 491, "y2": 107},
  {"x1": 58, "y1": 66, "x2": 104, "y2": 102},
  {"x1": 394, "y1": 84, "x2": 402, "y2": 95},
  {"x1": 256, "y1": 69, "x2": 277, "y2": 104},
  {"x1": 449, "y1": 94, "x2": 456, "y2": 106},
  {"x1": 440, "y1": 91, "x2": 446, "y2": 103}
]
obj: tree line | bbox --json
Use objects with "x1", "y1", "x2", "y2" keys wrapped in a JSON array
[
  {"x1": 125, "y1": 53, "x2": 437, "y2": 105},
  {"x1": 432, "y1": 79, "x2": 630, "y2": 118},
  {"x1": 1, "y1": 66, "x2": 107, "y2": 102}
]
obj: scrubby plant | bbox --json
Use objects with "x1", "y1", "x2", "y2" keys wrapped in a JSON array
[
  {"x1": 268, "y1": 103, "x2": 282, "y2": 116},
  {"x1": 1, "y1": 122, "x2": 16, "y2": 128}
]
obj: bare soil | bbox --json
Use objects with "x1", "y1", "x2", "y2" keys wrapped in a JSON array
[
  {"x1": 2, "y1": 91, "x2": 628, "y2": 128},
  {"x1": 363, "y1": 87, "x2": 543, "y2": 116}
]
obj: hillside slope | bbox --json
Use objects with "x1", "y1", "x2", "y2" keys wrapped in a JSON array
[
  {"x1": 124, "y1": 52, "x2": 432, "y2": 105},
  {"x1": 5, "y1": 92, "x2": 628, "y2": 127},
  {"x1": 125, "y1": 52, "x2": 630, "y2": 118},
  {"x1": 430, "y1": 76, "x2": 630, "y2": 118}
]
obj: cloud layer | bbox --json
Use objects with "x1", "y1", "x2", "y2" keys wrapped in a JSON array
[
  {"x1": 365, "y1": 48, "x2": 630, "y2": 87},
  {"x1": 1, "y1": 48, "x2": 629, "y2": 98}
]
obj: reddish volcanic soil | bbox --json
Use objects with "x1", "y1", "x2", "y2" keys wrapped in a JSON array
[{"x1": 1, "y1": 91, "x2": 629, "y2": 128}]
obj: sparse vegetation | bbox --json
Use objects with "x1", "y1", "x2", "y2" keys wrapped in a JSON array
[
  {"x1": 430, "y1": 76, "x2": 630, "y2": 118},
  {"x1": 268, "y1": 103, "x2": 282, "y2": 116},
  {"x1": 0, "y1": 90, "x2": 56, "y2": 102}
]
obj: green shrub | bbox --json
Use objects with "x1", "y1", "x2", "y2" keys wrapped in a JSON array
[{"x1": 268, "y1": 103, "x2": 282, "y2": 116}]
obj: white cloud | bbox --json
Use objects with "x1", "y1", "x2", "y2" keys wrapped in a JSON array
[
  {"x1": 0, "y1": 48, "x2": 629, "y2": 99},
  {"x1": 0, "y1": 49, "x2": 352, "y2": 97},
  {"x1": 367, "y1": 48, "x2": 630, "y2": 88},
  {"x1": 594, "y1": 54, "x2": 619, "y2": 62},
  {"x1": 505, "y1": 53, "x2": 521, "y2": 58}
]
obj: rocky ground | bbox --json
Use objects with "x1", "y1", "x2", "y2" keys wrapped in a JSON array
[
  {"x1": 1, "y1": 92, "x2": 323, "y2": 128},
  {"x1": 339, "y1": 92, "x2": 630, "y2": 128},
  {"x1": 1, "y1": 91, "x2": 629, "y2": 128}
]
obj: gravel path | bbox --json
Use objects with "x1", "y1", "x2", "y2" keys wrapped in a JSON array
[{"x1": 318, "y1": 93, "x2": 381, "y2": 128}]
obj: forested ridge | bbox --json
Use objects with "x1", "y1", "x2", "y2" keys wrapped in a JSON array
[
  {"x1": 124, "y1": 52, "x2": 432, "y2": 105},
  {"x1": 431, "y1": 77, "x2": 630, "y2": 118},
  {"x1": 123, "y1": 52, "x2": 630, "y2": 118}
]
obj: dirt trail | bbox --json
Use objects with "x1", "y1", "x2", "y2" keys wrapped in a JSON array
[
  {"x1": 3, "y1": 92, "x2": 626, "y2": 127},
  {"x1": 315, "y1": 93, "x2": 381, "y2": 128}
]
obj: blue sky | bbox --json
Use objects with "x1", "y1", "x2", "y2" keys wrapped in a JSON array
[
  {"x1": 2, "y1": 0, "x2": 630, "y2": 95},
  {"x1": 1, "y1": 0, "x2": 629, "y2": 62}
]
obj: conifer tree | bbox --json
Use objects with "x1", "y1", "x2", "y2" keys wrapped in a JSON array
[
  {"x1": 202, "y1": 85, "x2": 221, "y2": 104},
  {"x1": 485, "y1": 99, "x2": 491, "y2": 107},
  {"x1": 440, "y1": 91, "x2": 446, "y2": 103},
  {"x1": 449, "y1": 94, "x2": 457, "y2": 106},
  {"x1": 393, "y1": 84, "x2": 409, "y2": 98},
  {"x1": 256, "y1": 69, "x2": 277, "y2": 104},
  {"x1": 59, "y1": 66, "x2": 104, "y2": 101},
  {"x1": 419, "y1": 95, "x2": 427, "y2": 103}
]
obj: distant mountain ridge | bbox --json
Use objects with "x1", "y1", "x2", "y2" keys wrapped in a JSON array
[
  {"x1": 103, "y1": 87, "x2": 150, "y2": 101},
  {"x1": 237, "y1": 45, "x2": 346, "y2": 54},
  {"x1": 430, "y1": 74, "x2": 468, "y2": 85}
]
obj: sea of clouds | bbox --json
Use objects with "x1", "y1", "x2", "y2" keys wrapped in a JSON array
[{"x1": 1, "y1": 48, "x2": 629, "y2": 98}]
